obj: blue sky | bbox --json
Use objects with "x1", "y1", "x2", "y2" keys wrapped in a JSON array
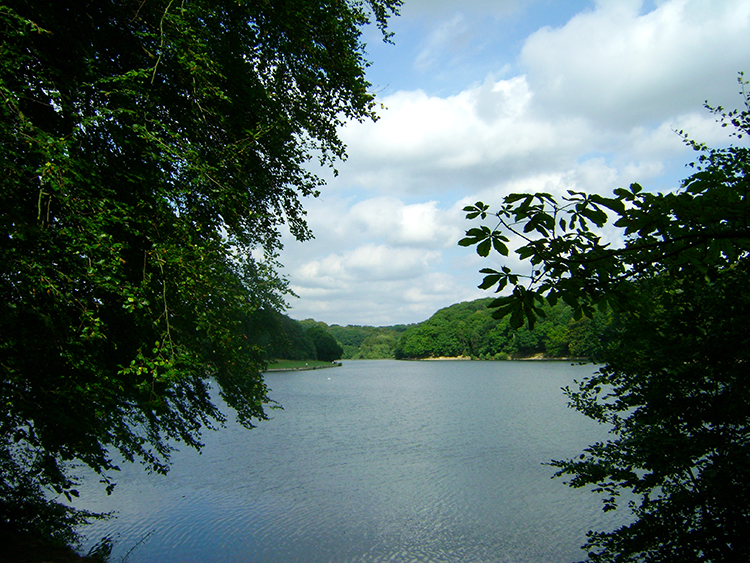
[{"x1": 280, "y1": 0, "x2": 750, "y2": 327}]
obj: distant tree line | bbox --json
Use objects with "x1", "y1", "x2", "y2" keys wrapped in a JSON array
[
  {"x1": 261, "y1": 298, "x2": 609, "y2": 362},
  {"x1": 393, "y1": 298, "x2": 609, "y2": 359},
  {"x1": 247, "y1": 310, "x2": 344, "y2": 363},
  {"x1": 326, "y1": 323, "x2": 411, "y2": 359}
]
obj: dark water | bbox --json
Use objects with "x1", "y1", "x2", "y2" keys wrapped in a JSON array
[{"x1": 75, "y1": 360, "x2": 626, "y2": 562}]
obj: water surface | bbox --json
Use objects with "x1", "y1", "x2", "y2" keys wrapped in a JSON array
[{"x1": 76, "y1": 360, "x2": 625, "y2": 562}]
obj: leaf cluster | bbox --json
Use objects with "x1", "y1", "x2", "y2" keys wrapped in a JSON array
[
  {"x1": 460, "y1": 91, "x2": 750, "y2": 329},
  {"x1": 0, "y1": 0, "x2": 399, "y2": 545},
  {"x1": 325, "y1": 323, "x2": 409, "y2": 359}
]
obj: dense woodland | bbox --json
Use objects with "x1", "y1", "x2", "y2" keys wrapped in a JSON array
[
  {"x1": 0, "y1": 0, "x2": 401, "y2": 553},
  {"x1": 247, "y1": 310, "x2": 345, "y2": 363},
  {"x1": 268, "y1": 297, "x2": 609, "y2": 361},
  {"x1": 392, "y1": 298, "x2": 608, "y2": 359}
]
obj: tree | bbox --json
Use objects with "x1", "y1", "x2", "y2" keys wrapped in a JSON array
[
  {"x1": 0, "y1": 0, "x2": 400, "y2": 547},
  {"x1": 304, "y1": 325, "x2": 344, "y2": 362},
  {"x1": 393, "y1": 298, "x2": 585, "y2": 360},
  {"x1": 461, "y1": 74, "x2": 750, "y2": 561}
]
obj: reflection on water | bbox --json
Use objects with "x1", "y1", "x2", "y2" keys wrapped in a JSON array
[{"x1": 75, "y1": 360, "x2": 626, "y2": 562}]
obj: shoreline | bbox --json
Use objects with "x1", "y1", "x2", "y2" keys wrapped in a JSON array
[
  {"x1": 265, "y1": 362, "x2": 342, "y2": 373},
  {"x1": 421, "y1": 355, "x2": 472, "y2": 361},
  {"x1": 409, "y1": 355, "x2": 589, "y2": 362}
]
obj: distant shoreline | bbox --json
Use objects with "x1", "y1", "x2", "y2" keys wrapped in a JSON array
[
  {"x1": 420, "y1": 355, "x2": 472, "y2": 361},
  {"x1": 265, "y1": 362, "x2": 342, "y2": 373},
  {"x1": 407, "y1": 354, "x2": 589, "y2": 362},
  {"x1": 266, "y1": 357, "x2": 590, "y2": 370}
]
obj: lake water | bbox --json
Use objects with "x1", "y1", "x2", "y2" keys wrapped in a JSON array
[{"x1": 75, "y1": 360, "x2": 626, "y2": 562}]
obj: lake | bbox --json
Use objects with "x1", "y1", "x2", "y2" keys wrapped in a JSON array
[{"x1": 75, "y1": 360, "x2": 626, "y2": 562}]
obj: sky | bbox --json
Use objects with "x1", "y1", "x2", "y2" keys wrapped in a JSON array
[{"x1": 279, "y1": 0, "x2": 750, "y2": 327}]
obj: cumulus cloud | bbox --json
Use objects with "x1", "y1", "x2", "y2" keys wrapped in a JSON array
[
  {"x1": 343, "y1": 198, "x2": 461, "y2": 247},
  {"x1": 339, "y1": 75, "x2": 595, "y2": 194},
  {"x1": 280, "y1": 0, "x2": 750, "y2": 326},
  {"x1": 290, "y1": 195, "x2": 462, "y2": 249},
  {"x1": 294, "y1": 246, "x2": 421, "y2": 293},
  {"x1": 521, "y1": 0, "x2": 750, "y2": 127},
  {"x1": 281, "y1": 198, "x2": 471, "y2": 324},
  {"x1": 289, "y1": 257, "x2": 481, "y2": 326},
  {"x1": 338, "y1": 0, "x2": 747, "y2": 200}
]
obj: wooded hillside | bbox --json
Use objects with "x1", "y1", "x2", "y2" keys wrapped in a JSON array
[
  {"x1": 259, "y1": 313, "x2": 408, "y2": 361},
  {"x1": 393, "y1": 298, "x2": 609, "y2": 359},
  {"x1": 249, "y1": 310, "x2": 344, "y2": 363},
  {"x1": 272, "y1": 298, "x2": 609, "y2": 361}
]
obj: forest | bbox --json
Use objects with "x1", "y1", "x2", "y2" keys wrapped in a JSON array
[
  {"x1": 270, "y1": 297, "x2": 609, "y2": 362},
  {"x1": 392, "y1": 298, "x2": 607, "y2": 360},
  {"x1": 0, "y1": 0, "x2": 402, "y2": 555}
]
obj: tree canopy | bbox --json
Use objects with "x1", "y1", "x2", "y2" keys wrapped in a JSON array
[
  {"x1": 461, "y1": 74, "x2": 750, "y2": 561},
  {"x1": 255, "y1": 312, "x2": 344, "y2": 363},
  {"x1": 259, "y1": 300, "x2": 604, "y2": 362},
  {"x1": 326, "y1": 322, "x2": 409, "y2": 359},
  {"x1": 394, "y1": 298, "x2": 607, "y2": 360},
  {"x1": 0, "y1": 0, "x2": 400, "y2": 547}
]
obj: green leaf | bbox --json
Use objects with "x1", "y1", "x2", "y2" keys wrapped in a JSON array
[
  {"x1": 478, "y1": 274, "x2": 502, "y2": 289},
  {"x1": 505, "y1": 193, "x2": 528, "y2": 204},
  {"x1": 590, "y1": 194, "x2": 625, "y2": 215},
  {"x1": 509, "y1": 307, "x2": 524, "y2": 329},
  {"x1": 517, "y1": 246, "x2": 535, "y2": 260},
  {"x1": 491, "y1": 236, "x2": 509, "y2": 256}
]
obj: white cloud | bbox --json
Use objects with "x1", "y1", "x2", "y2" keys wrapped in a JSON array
[
  {"x1": 347, "y1": 244, "x2": 441, "y2": 280},
  {"x1": 339, "y1": 75, "x2": 594, "y2": 194},
  {"x1": 339, "y1": 0, "x2": 749, "y2": 200},
  {"x1": 293, "y1": 245, "x2": 440, "y2": 287},
  {"x1": 288, "y1": 254, "x2": 481, "y2": 325},
  {"x1": 521, "y1": 0, "x2": 750, "y2": 127},
  {"x1": 280, "y1": 0, "x2": 750, "y2": 326},
  {"x1": 344, "y1": 198, "x2": 461, "y2": 247}
]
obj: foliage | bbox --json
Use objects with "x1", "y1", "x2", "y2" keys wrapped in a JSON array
[
  {"x1": 252, "y1": 311, "x2": 318, "y2": 362},
  {"x1": 356, "y1": 331, "x2": 401, "y2": 359},
  {"x1": 461, "y1": 74, "x2": 750, "y2": 561},
  {"x1": 249, "y1": 312, "x2": 344, "y2": 362},
  {"x1": 303, "y1": 325, "x2": 344, "y2": 362},
  {"x1": 277, "y1": 303, "x2": 604, "y2": 362},
  {"x1": 0, "y1": 0, "x2": 399, "y2": 545},
  {"x1": 326, "y1": 323, "x2": 410, "y2": 359},
  {"x1": 394, "y1": 298, "x2": 606, "y2": 360}
]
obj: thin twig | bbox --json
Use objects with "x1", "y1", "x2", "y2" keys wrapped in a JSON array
[{"x1": 151, "y1": 0, "x2": 174, "y2": 84}]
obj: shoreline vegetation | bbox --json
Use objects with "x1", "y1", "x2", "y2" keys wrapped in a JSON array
[
  {"x1": 265, "y1": 360, "x2": 343, "y2": 373},
  {"x1": 268, "y1": 355, "x2": 589, "y2": 368},
  {"x1": 415, "y1": 354, "x2": 589, "y2": 361},
  {"x1": 270, "y1": 298, "x2": 606, "y2": 363}
]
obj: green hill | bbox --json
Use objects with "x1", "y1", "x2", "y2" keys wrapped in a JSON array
[
  {"x1": 268, "y1": 298, "x2": 610, "y2": 361},
  {"x1": 393, "y1": 298, "x2": 609, "y2": 360}
]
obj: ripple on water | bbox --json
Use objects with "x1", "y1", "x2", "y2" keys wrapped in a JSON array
[{"x1": 76, "y1": 361, "x2": 628, "y2": 563}]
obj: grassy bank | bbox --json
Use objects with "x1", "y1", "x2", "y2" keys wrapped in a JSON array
[{"x1": 265, "y1": 359, "x2": 342, "y2": 372}]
